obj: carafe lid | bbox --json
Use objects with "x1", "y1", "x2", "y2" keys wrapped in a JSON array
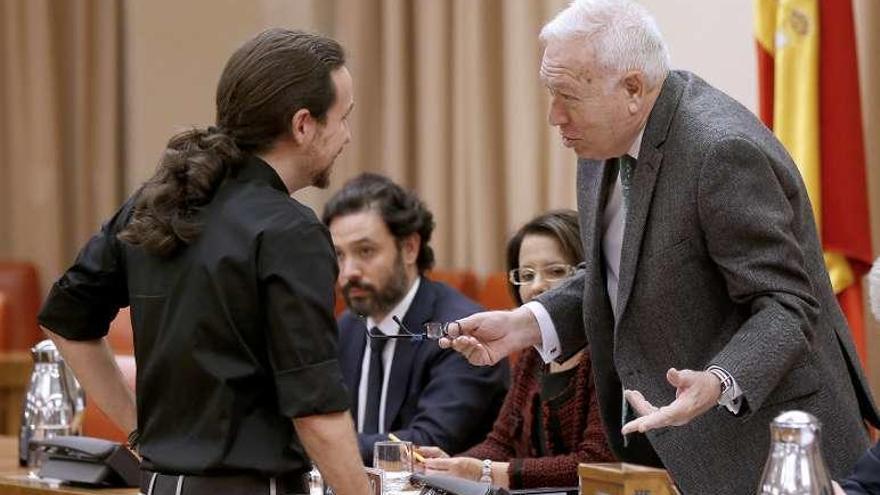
[
  {"x1": 770, "y1": 410, "x2": 820, "y2": 446},
  {"x1": 31, "y1": 339, "x2": 62, "y2": 363}
]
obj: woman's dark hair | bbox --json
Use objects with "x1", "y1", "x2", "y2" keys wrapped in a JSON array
[
  {"x1": 322, "y1": 173, "x2": 436, "y2": 274},
  {"x1": 505, "y1": 209, "x2": 583, "y2": 305},
  {"x1": 119, "y1": 29, "x2": 345, "y2": 256}
]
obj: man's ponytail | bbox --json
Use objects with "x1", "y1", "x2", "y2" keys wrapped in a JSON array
[{"x1": 118, "y1": 127, "x2": 240, "y2": 256}]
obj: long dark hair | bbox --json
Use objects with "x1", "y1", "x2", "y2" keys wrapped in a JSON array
[
  {"x1": 505, "y1": 209, "x2": 583, "y2": 305},
  {"x1": 118, "y1": 29, "x2": 346, "y2": 256},
  {"x1": 322, "y1": 173, "x2": 436, "y2": 274}
]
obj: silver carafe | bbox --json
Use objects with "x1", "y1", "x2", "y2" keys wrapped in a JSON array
[
  {"x1": 757, "y1": 410, "x2": 833, "y2": 494},
  {"x1": 309, "y1": 464, "x2": 324, "y2": 495},
  {"x1": 18, "y1": 339, "x2": 86, "y2": 467}
]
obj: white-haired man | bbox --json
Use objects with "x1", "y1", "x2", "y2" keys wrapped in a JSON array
[{"x1": 442, "y1": 1, "x2": 879, "y2": 493}]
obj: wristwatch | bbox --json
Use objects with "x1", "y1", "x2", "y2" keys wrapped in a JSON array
[{"x1": 480, "y1": 459, "x2": 492, "y2": 484}]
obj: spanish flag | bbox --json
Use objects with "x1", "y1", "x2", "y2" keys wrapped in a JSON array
[{"x1": 755, "y1": 0, "x2": 873, "y2": 362}]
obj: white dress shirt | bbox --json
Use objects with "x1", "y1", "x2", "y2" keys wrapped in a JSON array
[
  {"x1": 357, "y1": 277, "x2": 421, "y2": 433},
  {"x1": 525, "y1": 129, "x2": 643, "y2": 361},
  {"x1": 524, "y1": 130, "x2": 742, "y2": 414}
]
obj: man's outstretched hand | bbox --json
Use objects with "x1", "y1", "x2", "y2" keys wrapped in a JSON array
[
  {"x1": 439, "y1": 306, "x2": 542, "y2": 366},
  {"x1": 621, "y1": 368, "x2": 722, "y2": 434}
]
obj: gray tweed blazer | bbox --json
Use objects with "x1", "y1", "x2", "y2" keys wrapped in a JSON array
[{"x1": 537, "y1": 70, "x2": 880, "y2": 495}]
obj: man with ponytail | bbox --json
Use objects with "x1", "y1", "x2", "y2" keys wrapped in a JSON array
[{"x1": 38, "y1": 29, "x2": 367, "y2": 495}]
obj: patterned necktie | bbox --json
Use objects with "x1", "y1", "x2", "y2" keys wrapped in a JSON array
[
  {"x1": 617, "y1": 154, "x2": 636, "y2": 445},
  {"x1": 619, "y1": 154, "x2": 637, "y2": 210},
  {"x1": 363, "y1": 331, "x2": 387, "y2": 434}
]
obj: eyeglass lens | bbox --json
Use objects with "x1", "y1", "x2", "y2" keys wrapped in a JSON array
[
  {"x1": 423, "y1": 321, "x2": 460, "y2": 340},
  {"x1": 510, "y1": 264, "x2": 574, "y2": 285}
]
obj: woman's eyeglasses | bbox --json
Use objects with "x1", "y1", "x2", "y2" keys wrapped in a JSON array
[
  {"x1": 508, "y1": 263, "x2": 576, "y2": 286},
  {"x1": 365, "y1": 316, "x2": 461, "y2": 340}
]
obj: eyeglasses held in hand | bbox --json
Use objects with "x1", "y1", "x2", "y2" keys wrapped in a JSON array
[
  {"x1": 508, "y1": 263, "x2": 576, "y2": 286},
  {"x1": 365, "y1": 316, "x2": 461, "y2": 340}
]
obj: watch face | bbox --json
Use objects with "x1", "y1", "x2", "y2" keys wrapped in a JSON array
[{"x1": 480, "y1": 460, "x2": 492, "y2": 483}]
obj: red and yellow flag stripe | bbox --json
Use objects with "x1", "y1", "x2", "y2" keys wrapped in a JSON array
[{"x1": 754, "y1": 0, "x2": 873, "y2": 361}]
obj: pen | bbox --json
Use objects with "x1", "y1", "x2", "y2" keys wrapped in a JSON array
[{"x1": 387, "y1": 433, "x2": 426, "y2": 463}]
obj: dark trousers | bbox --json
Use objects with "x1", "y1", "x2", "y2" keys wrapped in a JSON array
[{"x1": 140, "y1": 469, "x2": 310, "y2": 495}]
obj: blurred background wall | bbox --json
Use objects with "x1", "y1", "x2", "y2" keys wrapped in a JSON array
[
  {"x1": 125, "y1": 0, "x2": 765, "y2": 273},
  {"x1": 1, "y1": 0, "x2": 879, "y2": 389}
]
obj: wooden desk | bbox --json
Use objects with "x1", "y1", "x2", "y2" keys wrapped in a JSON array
[
  {"x1": 579, "y1": 463, "x2": 677, "y2": 495},
  {"x1": 0, "y1": 436, "x2": 137, "y2": 494},
  {"x1": 0, "y1": 352, "x2": 32, "y2": 436}
]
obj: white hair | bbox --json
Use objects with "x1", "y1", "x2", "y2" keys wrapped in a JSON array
[
  {"x1": 540, "y1": 0, "x2": 670, "y2": 87},
  {"x1": 870, "y1": 258, "x2": 880, "y2": 322}
]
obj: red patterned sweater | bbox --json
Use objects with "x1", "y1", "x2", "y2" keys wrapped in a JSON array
[{"x1": 462, "y1": 349, "x2": 615, "y2": 489}]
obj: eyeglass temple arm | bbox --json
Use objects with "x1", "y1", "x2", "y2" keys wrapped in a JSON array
[
  {"x1": 392, "y1": 315, "x2": 422, "y2": 336},
  {"x1": 365, "y1": 325, "x2": 424, "y2": 339}
]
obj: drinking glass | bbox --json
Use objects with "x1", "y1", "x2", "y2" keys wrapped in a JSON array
[{"x1": 373, "y1": 441, "x2": 414, "y2": 493}]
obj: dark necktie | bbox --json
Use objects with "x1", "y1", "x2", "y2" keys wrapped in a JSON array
[
  {"x1": 616, "y1": 154, "x2": 637, "y2": 445},
  {"x1": 618, "y1": 154, "x2": 636, "y2": 210},
  {"x1": 363, "y1": 331, "x2": 387, "y2": 434}
]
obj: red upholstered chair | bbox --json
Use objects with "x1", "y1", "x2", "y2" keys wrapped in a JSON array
[
  {"x1": 0, "y1": 293, "x2": 8, "y2": 342},
  {"x1": 335, "y1": 271, "x2": 482, "y2": 316},
  {"x1": 426, "y1": 270, "x2": 479, "y2": 300},
  {"x1": 334, "y1": 285, "x2": 346, "y2": 316},
  {"x1": 81, "y1": 309, "x2": 136, "y2": 441},
  {"x1": 106, "y1": 307, "x2": 134, "y2": 355},
  {"x1": 0, "y1": 261, "x2": 42, "y2": 351},
  {"x1": 80, "y1": 354, "x2": 136, "y2": 442},
  {"x1": 477, "y1": 272, "x2": 516, "y2": 311}
]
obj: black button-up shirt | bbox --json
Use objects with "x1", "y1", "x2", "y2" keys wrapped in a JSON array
[{"x1": 39, "y1": 154, "x2": 350, "y2": 477}]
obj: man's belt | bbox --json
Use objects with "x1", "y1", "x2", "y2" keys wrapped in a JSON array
[{"x1": 139, "y1": 468, "x2": 310, "y2": 495}]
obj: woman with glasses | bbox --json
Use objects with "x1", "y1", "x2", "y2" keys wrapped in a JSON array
[{"x1": 420, "y1": 210, "x2": 614, "y2": 488}]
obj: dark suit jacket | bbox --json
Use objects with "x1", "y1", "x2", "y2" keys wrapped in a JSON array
[
  {"x1": 538, "y1": 70, "x2": 880, "y2": 495},
  {"x1": 338, "y1": 278, "x2": 509, "y2": 464},
  {"x1": 840, "y1": 441, "x2": 880, "y2": 494}
]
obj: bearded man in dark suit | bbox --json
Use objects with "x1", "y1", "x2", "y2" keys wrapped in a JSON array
[{"x1": 324, "y1": 173, "x2": 508, "y2": 465}]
